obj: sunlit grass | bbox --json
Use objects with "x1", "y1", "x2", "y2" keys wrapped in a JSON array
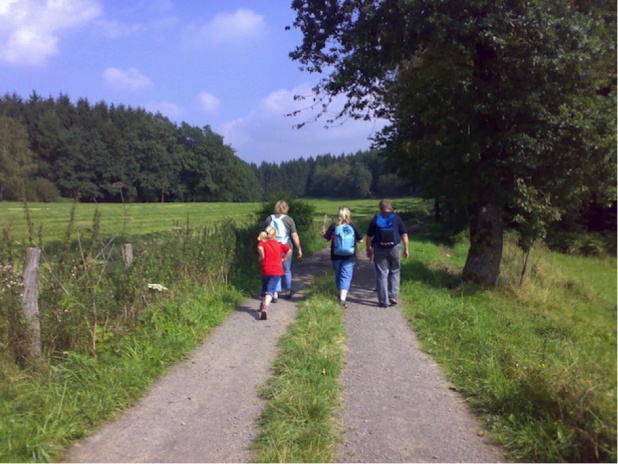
[
  {"x1": 400, "y1": 235, "x2": 617, "y2": 463},
  {"x1": 0, "y1": 201, "x2": 262, "y2": 245},
  {"x1": 253, "y1": 273, "x2": 345, "y2": 463},
  {"x1": 0, "y1": 198, "x2": 429, "y2": 247},
  {"x1": 0, "y1": 286, "x2": 241, "y2": 462}
]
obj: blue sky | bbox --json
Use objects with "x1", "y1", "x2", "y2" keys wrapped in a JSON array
[{"x1": 0, "y1": 0, "x2": 386, "y2": 164}]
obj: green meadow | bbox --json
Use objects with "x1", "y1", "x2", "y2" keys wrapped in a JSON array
[
  {"x1": 0, "y1": 201, "x2": 261, "y2": 245},
  {"x1": 0, "y1": 198, "x2": 428, "y2": 245}
]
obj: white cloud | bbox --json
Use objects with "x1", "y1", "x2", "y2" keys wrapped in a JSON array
[
  {"x1": 219, "y1": 84, "x2": 387, "y2": 164},
  {"x1": 182, "y1": 8, "x2": 266, "y2": 49},
  {"x1": 103, "y1": 67, "x2": 153, "y2": 91},
  {"x1": 0, "y1": 0, "x2": 102, "y2": 66},
  {"x1": 198, "y1": 91, "x2": 220, "y2": 115}
]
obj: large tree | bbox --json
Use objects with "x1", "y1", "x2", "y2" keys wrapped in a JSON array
[{"x1": 290, "y1": 0, "x2": 616, "y2": 285}]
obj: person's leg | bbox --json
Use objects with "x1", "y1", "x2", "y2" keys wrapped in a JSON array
[
  {"x1": 387, "y1": 244, "x2": 402, "y2": 303},
  {"x1": 338, "y1": 258, "x2": 354, "y2": 305},
  {"x1": 282, "y1": 253, "x2": 293, "y2": 296},
  {"x1": 332, "y1": 259, "x2": 343, "y2": 289},
  {"x1": 339, "y1": 258, "x2": 354, "y2": 293},
  {"x1": 275, "y1": 254, "x2": 285, "y2": 295},
  {"x1": 373, "y1": 246, "x2": 390, "y2": 307},
  {"x1": 332, "y1": 259, "x2": 345, "y2": 304},
  {"x1": 261, "y1": 276, "x2": 280, "y2": 320},
  {"x1": 260, "y1": 276, "x2": 268, "y2": 310}
]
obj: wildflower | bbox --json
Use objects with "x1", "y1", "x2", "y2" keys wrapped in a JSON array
[{"x1": 147, "y1": 283, "x2": 168, "y2": 292}]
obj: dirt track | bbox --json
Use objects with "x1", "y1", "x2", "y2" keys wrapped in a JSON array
[{"x1": 63, "y1": 248, "x2": 507, "y2": 463}]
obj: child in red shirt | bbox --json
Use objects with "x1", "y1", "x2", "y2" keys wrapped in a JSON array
[{"x1": 257, "y1": 226, "x2": 291, "y2": 320}]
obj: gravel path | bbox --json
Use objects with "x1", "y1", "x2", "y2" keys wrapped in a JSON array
[
  {"x1": 336, "y1": 254, "x2": 505, "y2": 463},
  {"x1": 62, "y1": 247, "x2": 506, "y2": 463}
]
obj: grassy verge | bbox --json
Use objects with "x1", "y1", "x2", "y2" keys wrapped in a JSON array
[
  {"x1": 253, "y1": 273, "x2": 345, "y2": 463},
  {"x1": 399, "y1": 233, "x2": 617, "y2": 462},
  {"x1": 0, "y1": 285, "x2": 243, "y2": 462}
]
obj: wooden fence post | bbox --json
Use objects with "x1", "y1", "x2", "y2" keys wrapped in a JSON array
[
  {"x1": 22, "y1": 247, "x2": 42, "y2": 359},
  {"x1": 122, "y1": 243, "x2": 133, "y2": 269}
]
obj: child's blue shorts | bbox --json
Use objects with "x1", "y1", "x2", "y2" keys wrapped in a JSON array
[{"x1": 261, "y1": 275, "x2": 282, "y2": 297}]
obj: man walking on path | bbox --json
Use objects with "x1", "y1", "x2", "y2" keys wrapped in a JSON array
[{"x1": 366, "y1": 199, "x2": 410, "y2": 307}]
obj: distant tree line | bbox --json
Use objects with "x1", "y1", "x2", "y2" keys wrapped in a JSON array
[
  {"x1": 252, "y1": 150, "x2": 413, "y2": 200},
  {"x1": 0, "y1": 92, "x2": 412, "y2": 203},
  {"x1": 0, "y1": 92, "x2": 261, "y2": 203}
]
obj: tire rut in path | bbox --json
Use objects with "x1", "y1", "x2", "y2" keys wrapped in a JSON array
[{"x1": 336, "y1": 254, "x2": 506, "y2": 463}]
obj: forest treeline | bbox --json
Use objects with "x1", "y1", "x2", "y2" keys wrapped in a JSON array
[{"x1": 0, "y1": 92, "x2": 410, "y2": 204}]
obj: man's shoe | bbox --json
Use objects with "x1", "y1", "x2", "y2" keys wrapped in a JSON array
[
  {"x1": 378, "y1": 302, "x2": 389, "y2": 308},
  {"x1": 389, "y1": 299, "x2": 398, "y2": 306},
  {"x1": 284, "y1": 290, "x2": 295, "y2": 299}
]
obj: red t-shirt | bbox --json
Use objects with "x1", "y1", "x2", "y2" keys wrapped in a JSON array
[{"x1": 258, "y1": 240, "x2": 290, "y2": 276}]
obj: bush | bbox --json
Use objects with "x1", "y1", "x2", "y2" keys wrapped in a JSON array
[
  {"x1": 546, "y1": 230, "x2": 617, "y2": 256},
  {"x1": 26, "y1": 178, "x2": 61, "y2": 203}
]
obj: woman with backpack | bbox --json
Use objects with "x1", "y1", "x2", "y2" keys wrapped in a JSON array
[
  {"x1": 321, "y1": 206, "x2": 363, "y2": 308},
  {"x1": 264, "y1": 200, "x2": 302, "y2": 300}
]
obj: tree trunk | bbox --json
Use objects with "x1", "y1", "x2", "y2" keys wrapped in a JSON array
[{"x1": 462, "y1": 202, "x2": 504, "y2": 286}]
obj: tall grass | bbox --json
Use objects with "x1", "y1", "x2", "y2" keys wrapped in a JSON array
[
  {"x1": 400, "y1": 232, "x2": 617, "y2": 462},
  {"x1": 0, "y1": 210, "x2": 253, "y2": 462},
  {"x1": 0, "y1": 287, "x2": 240, "y2": 462}
]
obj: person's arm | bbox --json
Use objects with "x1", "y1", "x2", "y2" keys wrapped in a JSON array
[
  {"x1": 282, "y1": 247, "x2": 293, "y2": 262},
  {"x1": 354, "y1": 224, "x2": 363, "y2": 243},
  {"x1": 257, "y1": 244, "x2": 265, "y2": 262},
  {"x1": 397, "y1": 216, "x2": 409, "y2": 259},
  {"x1": 322, "y1": 223, "x2": 333, "y2": 242},
  {"x1": 401, "y1": 234, "x2": 409, "y2": 259},
  {"x1": 291, "y1": 232, "x2": 302, "y2": 258},
  {"x1": 365, "y1": 216, "x2": 376, "y2": 260},
  {"x1": 365, "y1": 234, "x2": 374, "y2": 260}
]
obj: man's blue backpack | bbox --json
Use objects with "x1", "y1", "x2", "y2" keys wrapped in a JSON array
[
  {"x1": 376, "y1": 213, "x2": 398, "y2": 246},
  {"x1": 333, "y1": 224, "x2": 355, "y2": 256}
]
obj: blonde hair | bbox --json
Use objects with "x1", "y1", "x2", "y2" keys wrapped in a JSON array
[
  {"x1": 274, "y1": 200, "x2": 289, "y2": 215},
  {"x1": 336, "y1": 206, "x2": 351, "y2": 226},
  {"x1": 258, "y1": 226, "x2": 277, "y2": 242}
]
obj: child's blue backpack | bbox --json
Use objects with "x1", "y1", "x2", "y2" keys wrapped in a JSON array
[
  {"x1": 376, "y1": 213, "x2": 398, "y2": 246},
  {"x1": 270, "y1": 214, "x2": 289, "y2": 244},
  {"x1": 333, "y1": 224, "x2": 355, "y2": 256}
]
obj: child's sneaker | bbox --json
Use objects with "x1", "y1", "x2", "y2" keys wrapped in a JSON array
[{"x1": 260, "y1": 310, "x2": 268, "y2": 320}]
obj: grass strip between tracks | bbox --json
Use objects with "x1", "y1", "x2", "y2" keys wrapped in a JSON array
[{"x1": 253, "y1": 273, "x2": 345, "y2": 463}]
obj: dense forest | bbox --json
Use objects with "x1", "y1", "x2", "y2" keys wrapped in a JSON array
[{"x1": 0, "y1": 92, "x2": 411, "y2": 204}]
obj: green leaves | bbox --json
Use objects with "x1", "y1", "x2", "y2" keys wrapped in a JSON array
[{"x1": 291, "y1": 0, "x2": 616, "y2": 283}]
